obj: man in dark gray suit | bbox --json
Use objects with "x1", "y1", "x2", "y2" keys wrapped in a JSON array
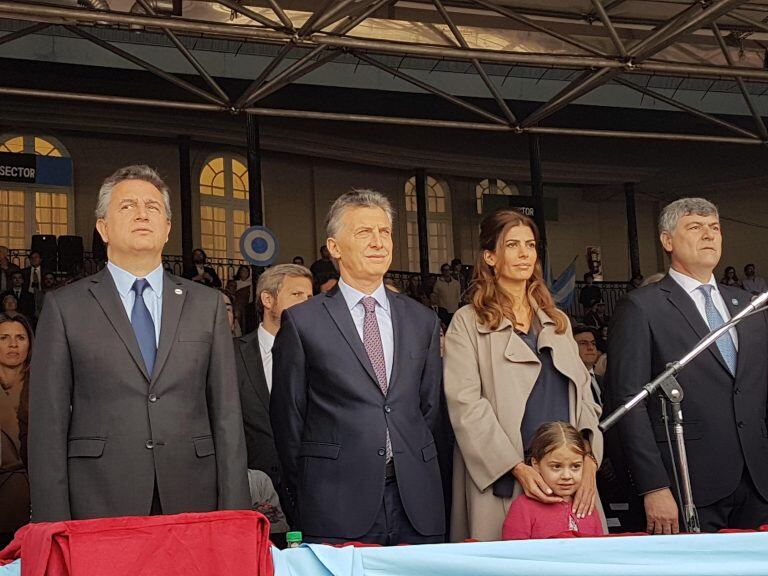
[
  {"x1": 29, "y1": 165, "x2": 250, "y2": 521},
  {"x1": 270, "y1": 190, "x2": 445, "y2": 545}
]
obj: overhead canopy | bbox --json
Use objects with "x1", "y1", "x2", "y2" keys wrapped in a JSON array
[{"x1": 3, "y1": 0, "x2": 768, "y2": 144}]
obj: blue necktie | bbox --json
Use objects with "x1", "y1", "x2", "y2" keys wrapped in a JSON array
[
  {"x1": 698, "y1": 285, "x2": 737, "y2": 376},
  {"x1": 131, "y1": 278, "x2": 157, "y2": 376}
]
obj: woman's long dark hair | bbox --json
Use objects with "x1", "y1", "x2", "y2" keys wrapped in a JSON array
[
  {"x1": 0, "y1": 313, "x2": 34, "y2": 381},
  {"x1": 469, "y1": 209, "x2": 567, "y2": 333}
]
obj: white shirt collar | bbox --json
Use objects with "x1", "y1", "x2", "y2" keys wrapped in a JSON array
[
  {"x1": 107, "y1": 261, "x2": 164, "y2": 298},
  {"x1": 257, "y1": 323, "x2": 275, "y2": 352},
  {"x1": 338, "y1": 276, "x2": 390, "y2": 312},
  {"x1": 668, "y1": 267, "x2": 718, "y2": 296}
]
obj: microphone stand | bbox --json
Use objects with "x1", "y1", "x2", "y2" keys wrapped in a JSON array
[{"x1": 600, "y1": 289, "x2": 768, "y2": 533}]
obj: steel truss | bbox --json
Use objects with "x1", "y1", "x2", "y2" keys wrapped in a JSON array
[{"x1": 1, "y1": 0, "x2": 768, "y2": 145}]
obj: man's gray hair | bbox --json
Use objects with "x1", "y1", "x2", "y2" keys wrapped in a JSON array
[
  {"x1": 326, "y1": 189, "x2": 394, "y2": 239},
  {"x1": 659, "y1": 197, "x2": 718, "y2": 235},
  {"x1": 95, "y1": 165, "x2": 172, "y2": 220},
  {"x1": 256, "y1": 263, "x2": 312, "y2": 311}
]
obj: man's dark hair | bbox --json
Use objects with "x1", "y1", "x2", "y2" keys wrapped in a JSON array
[
  {"x1": 572, "y1": 324, "x2": 597, "y2": 338},
  {"x1": 450, "y1": 258, "x2": 462, "y2": 267},
  {"x1": 583, "y1": 272, "x2": 594, "y2": 281}
]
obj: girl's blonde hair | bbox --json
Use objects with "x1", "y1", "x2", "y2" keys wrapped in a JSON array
[{"x1": 528, "y1": 421, "x2": 587, "y2": 463}]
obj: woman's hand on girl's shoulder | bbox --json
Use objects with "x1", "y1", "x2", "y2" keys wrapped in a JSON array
[{"x1": 511, "y1": 463, "x2": 562, "y2": 504}]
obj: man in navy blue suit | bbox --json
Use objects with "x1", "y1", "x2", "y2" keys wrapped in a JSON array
[
  {"x1": 270, "y1": 190, "x2": 445, "y2": 545},
  {"x1": 606, "y1": 197, "x2": 768, "y2": 534}
]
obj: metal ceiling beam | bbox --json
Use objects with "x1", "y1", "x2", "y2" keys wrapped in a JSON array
[
  {"x1": 215, "y1": 0, "x2": 282, "y2": 31},
  {"x1": 613, "y1": 76, "x2": 759, "y2": 140},
  {"x1": 353, "y1": 51, "x2": 508, "y2": 126},
  {"x1": 297, "y1": 0, "x2": 336, "y2": 36},
  {"x1": 590, "y1": 0, "x2": 627, "y2": 58},
  {"x1": 0, "y1": 84, "x2": 761, "y2": 145},
  {"x1": 266, "y1": 0, "x2": 294, "y2": 32},
  {"x1": 305, "y1": 0, "x2": 362, "y2": 34},
  {"x1": 433, "y1": 0, "x2": 517, "y2": 126},
  {"x1": 135, "y1": 0, "x2": 229, "y2": 104},
  {"x1": 0, "y1": 22, "x2": 49, "y2": 47},
  {"x1": 471, "y1": 0, "x2": 609, "y2": 57},
  {"x1": 329, "y1": 0, "x2": 395, "y2": 35},
  {"x1": 64, "y1": 25, "x2": 226, "y2": 106},
  {"x1": 711, "y1": 22, "x2": 768, "y2": 140}
]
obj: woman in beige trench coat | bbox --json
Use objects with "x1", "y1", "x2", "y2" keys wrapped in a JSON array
[{"x1": 444, "y1": 209, "x2": 603, "y2": 542}]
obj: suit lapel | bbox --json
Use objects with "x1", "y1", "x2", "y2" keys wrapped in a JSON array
[
  {"x1": 88, "y1": 268, "x2": 150, "y2": 382},
  {"x1": 661, "y1": 275, "x2": 731, "y2": 375},
  {"x1": 151, "y1": 273, "x2": 186, "y2": 386},
  {"x1": 386, "y1": 290, "x2": 405, "y2": 393},
  {"x1": 239, "y1": 333, "x2": 271, "y2": 409},
  {"x1": 322, "y1": 287, "x2": 381, "y2": 389}
]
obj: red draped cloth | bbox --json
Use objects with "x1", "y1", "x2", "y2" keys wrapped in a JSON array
[{"x1": 0, "y1": 510, "x2": 273, "y2": 576}]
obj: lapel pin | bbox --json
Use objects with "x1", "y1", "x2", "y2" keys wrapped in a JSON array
[
  {"x1": 175, "y1": 288, "x2": 183, "y2": 295},
  {"x1": 732, "y1": 298, "x2": 738, "y2": 306}
]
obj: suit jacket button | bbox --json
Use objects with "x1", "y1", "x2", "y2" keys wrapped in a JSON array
[
  {"x1": 148, "y1": 394, "x2": 157, "y2": 403},
  {"x1": 145, "y1": 440, "x2": 154, "y2": 449},
  {"x1": 734, "y1": 388, "x2": 740, "y2": 395},
  {"x1": 384, "y1": 405, "x2": 391, "y2": 413},
  {"x1": 378, "y1": 448, "x2": 386, "y2": 457},
  {"x1": 738, "y1": 421, "x2": 745, "y2": 429}
]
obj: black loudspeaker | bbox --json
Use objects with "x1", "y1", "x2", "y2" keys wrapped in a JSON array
[
  {"x1": 31, "y1": 234, "x2": 57, "y2": 271},
  {"x1": 58, "y1": 235, "x2": 84, "y2": 274}
]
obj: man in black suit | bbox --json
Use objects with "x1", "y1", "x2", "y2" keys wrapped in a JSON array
[
  {"x1": 235, "y1": 263, "x2": 312, "y2": 511},
  {"x1": 29, "y1": 165, "x2": 249, "y2": 521},
  {"x1": 271, "y1": 190, "x2": 445, "y2": 545},
  {"x1": 606, "y1": 197, "x2": 768, "y2": 534},
  {"x1": 0, "y1": 246, "x2": 20, "y2": 294},
  {"x1": 6, "y1": 270, "x2": 34, "y2": 319},
  {"x1": 184, "y1": 248, "x2": 222, "y2": 288},
  {"x1": 23, "y1": 250, "x2": 50, "y2": 319}
]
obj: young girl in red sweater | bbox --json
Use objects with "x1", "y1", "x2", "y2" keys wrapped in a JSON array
[{"x1": 502, "y1": 421, "x2": 604, "y2": 540}]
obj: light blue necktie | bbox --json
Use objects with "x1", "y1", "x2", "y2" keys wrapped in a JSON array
[
  {"x1": 131, "y1": 278, "x2": 156, "y2": 376},
  {"x1": 698, "y1": 285, "x2": 737, "y2": 376}
]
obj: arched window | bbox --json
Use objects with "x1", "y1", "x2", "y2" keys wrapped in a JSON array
[
  {"x1": 404, "y1": 176, "x2": 453, "y2": 273},
  {"x1": 476, "y1": 178, "x2": 519, "y2": 214},
  {"x1": 0, "y1": 134, "x2": 73, "y2": 249},
  {"x1": 199, "y1": 154, "x2": 249, "y2": 260}
]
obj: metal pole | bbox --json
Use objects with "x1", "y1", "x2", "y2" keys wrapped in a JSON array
[
  {"x1": 528, "y1": 134, "x2": 547, "y2": 267},
  {"x1": 624, "y1": 182, "x2": 641, "y2": 280},
  {"x1": 65, "y1": 25, "x2": 227, "y2": 106},
  {"x1": 246, "y1": 114, "x2": 264, "y2": 227},
  {"x1": 0, "y1": 22, "x2": 49, "y2": 47},
  {"x1": 265, "y1": 0, "x2": 294, "y2": 32},
  {"x1": 298, "y1": 0, "x2": 336, "y2": 36},
  {"x1": 235, "y1": 44, "x2": 294, "y2": 110},
  {"x1": 216, "y1": 0, "x2": 281, "y2": 30},
  {"x1": 415, "y1": 169, "x2": 430, "y2": 279},
  {"x1": 711, "y1": 22, "x2": 768, "y2": 141},
  {"x1": 354, "y1": 51, "x2": 508, "y2": 125},
  {"x1": 590, "y1": 0, "x2": 627, "y2": 58},
  {"x1": 178, "y1": 135, "x2": 194, "y2": 273},
  {"x1": 525, "y1": 126, "x2": 762, "y2": 145},
  {"x1": 304, "y1": 0, "x2": 360, "y2": 35},
  {"x1": 472, "y1": 0, "x2": 609, "y2": 57},
  {"x1": 614, "y1": 77, "x2": 759, "y2": 140},
  {"x1": 136, "y1": 0, "x2": 230, "y2": 104},
  {"x1": 433, "y1": 0, "x2": 517, "y2": 126}
]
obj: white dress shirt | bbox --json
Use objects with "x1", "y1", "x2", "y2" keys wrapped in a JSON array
[
  {"x1": 28, "y1": 265, "x2": 42, "y2": 293},
  {"x1": 668, "y1": 267, "x2": 738, "y2": 350},
  {"x1": 337, "y1": 276, "x2": 394, "y2": 383},
  {"x1": 257, "y1": 322, "x2": 275, "y2": 394},
  {"x1": 107, "y1": 261, "x2": 164, "y2": 346}
]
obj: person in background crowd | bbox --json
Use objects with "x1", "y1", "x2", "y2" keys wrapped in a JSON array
[
  {"x1": 0, "y1": 313, "x2": 33, "y2": 548},
  {"x1": 29, "y1": 164, "x2": 249, "y2": 522},
  {"x1": 235, "y1": 263, "x2": 313, "y2": 544},
  {"x1": 184, "y1": 248, "x2": 222, "y2": 288},
  {"x1": 444, "y1": 209, "x2": 602, "y2": 542},
  {"x1": 292, "y1": 256, "x2": 305, "y2": 266},
  {"x1": 720, "y1": 266, "x2": 742, "y2": 288},
  {"x1": 315, "y1": 271, "x2": 339, "y2": 294},
  {"x1": 6, "y1": 271, "x2": 34, "y2": 320},
  {"x1": 502, "y1": 422, "x2": 604, "y2": 540},
  {"x1": 219, "y1": 289, "x2": 241, "y2": 337},
  {"x1": 431, "y1": 263, "x2": 461, "y2": 327},
  {"x1": 572, "y1": 325, "x2": 602, "y2": 407},
  {"x1": 607, "y1": 198, "x2": 768, "y2": 533},
  {"x1": 234, "y1": 265, "x2": 254, "y2": 332},
  {"x1": 309, "y1": 246, "x2": 336, "y2": 288},
  {"x1": 583, "y1": 300, "x2": 610, "y2": 329},
  {"x1": 22, "y1": 251, "x2": 48, "y2": 295},
  {"x1": 271, "y1": 190, "x2": 445, "y2": 545},
  {"x1": 0, "y1": 247, "x2": 20, "y2": 294},
  {"x1": 579, "y1": 273, "x2": 602, "y2": 316},
  {"x1": 1, "y1": 294, "x2": 21, "y2": 320},
  {"x1": 742, "y1": 263, "x2": 767, "y2": 296}
]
